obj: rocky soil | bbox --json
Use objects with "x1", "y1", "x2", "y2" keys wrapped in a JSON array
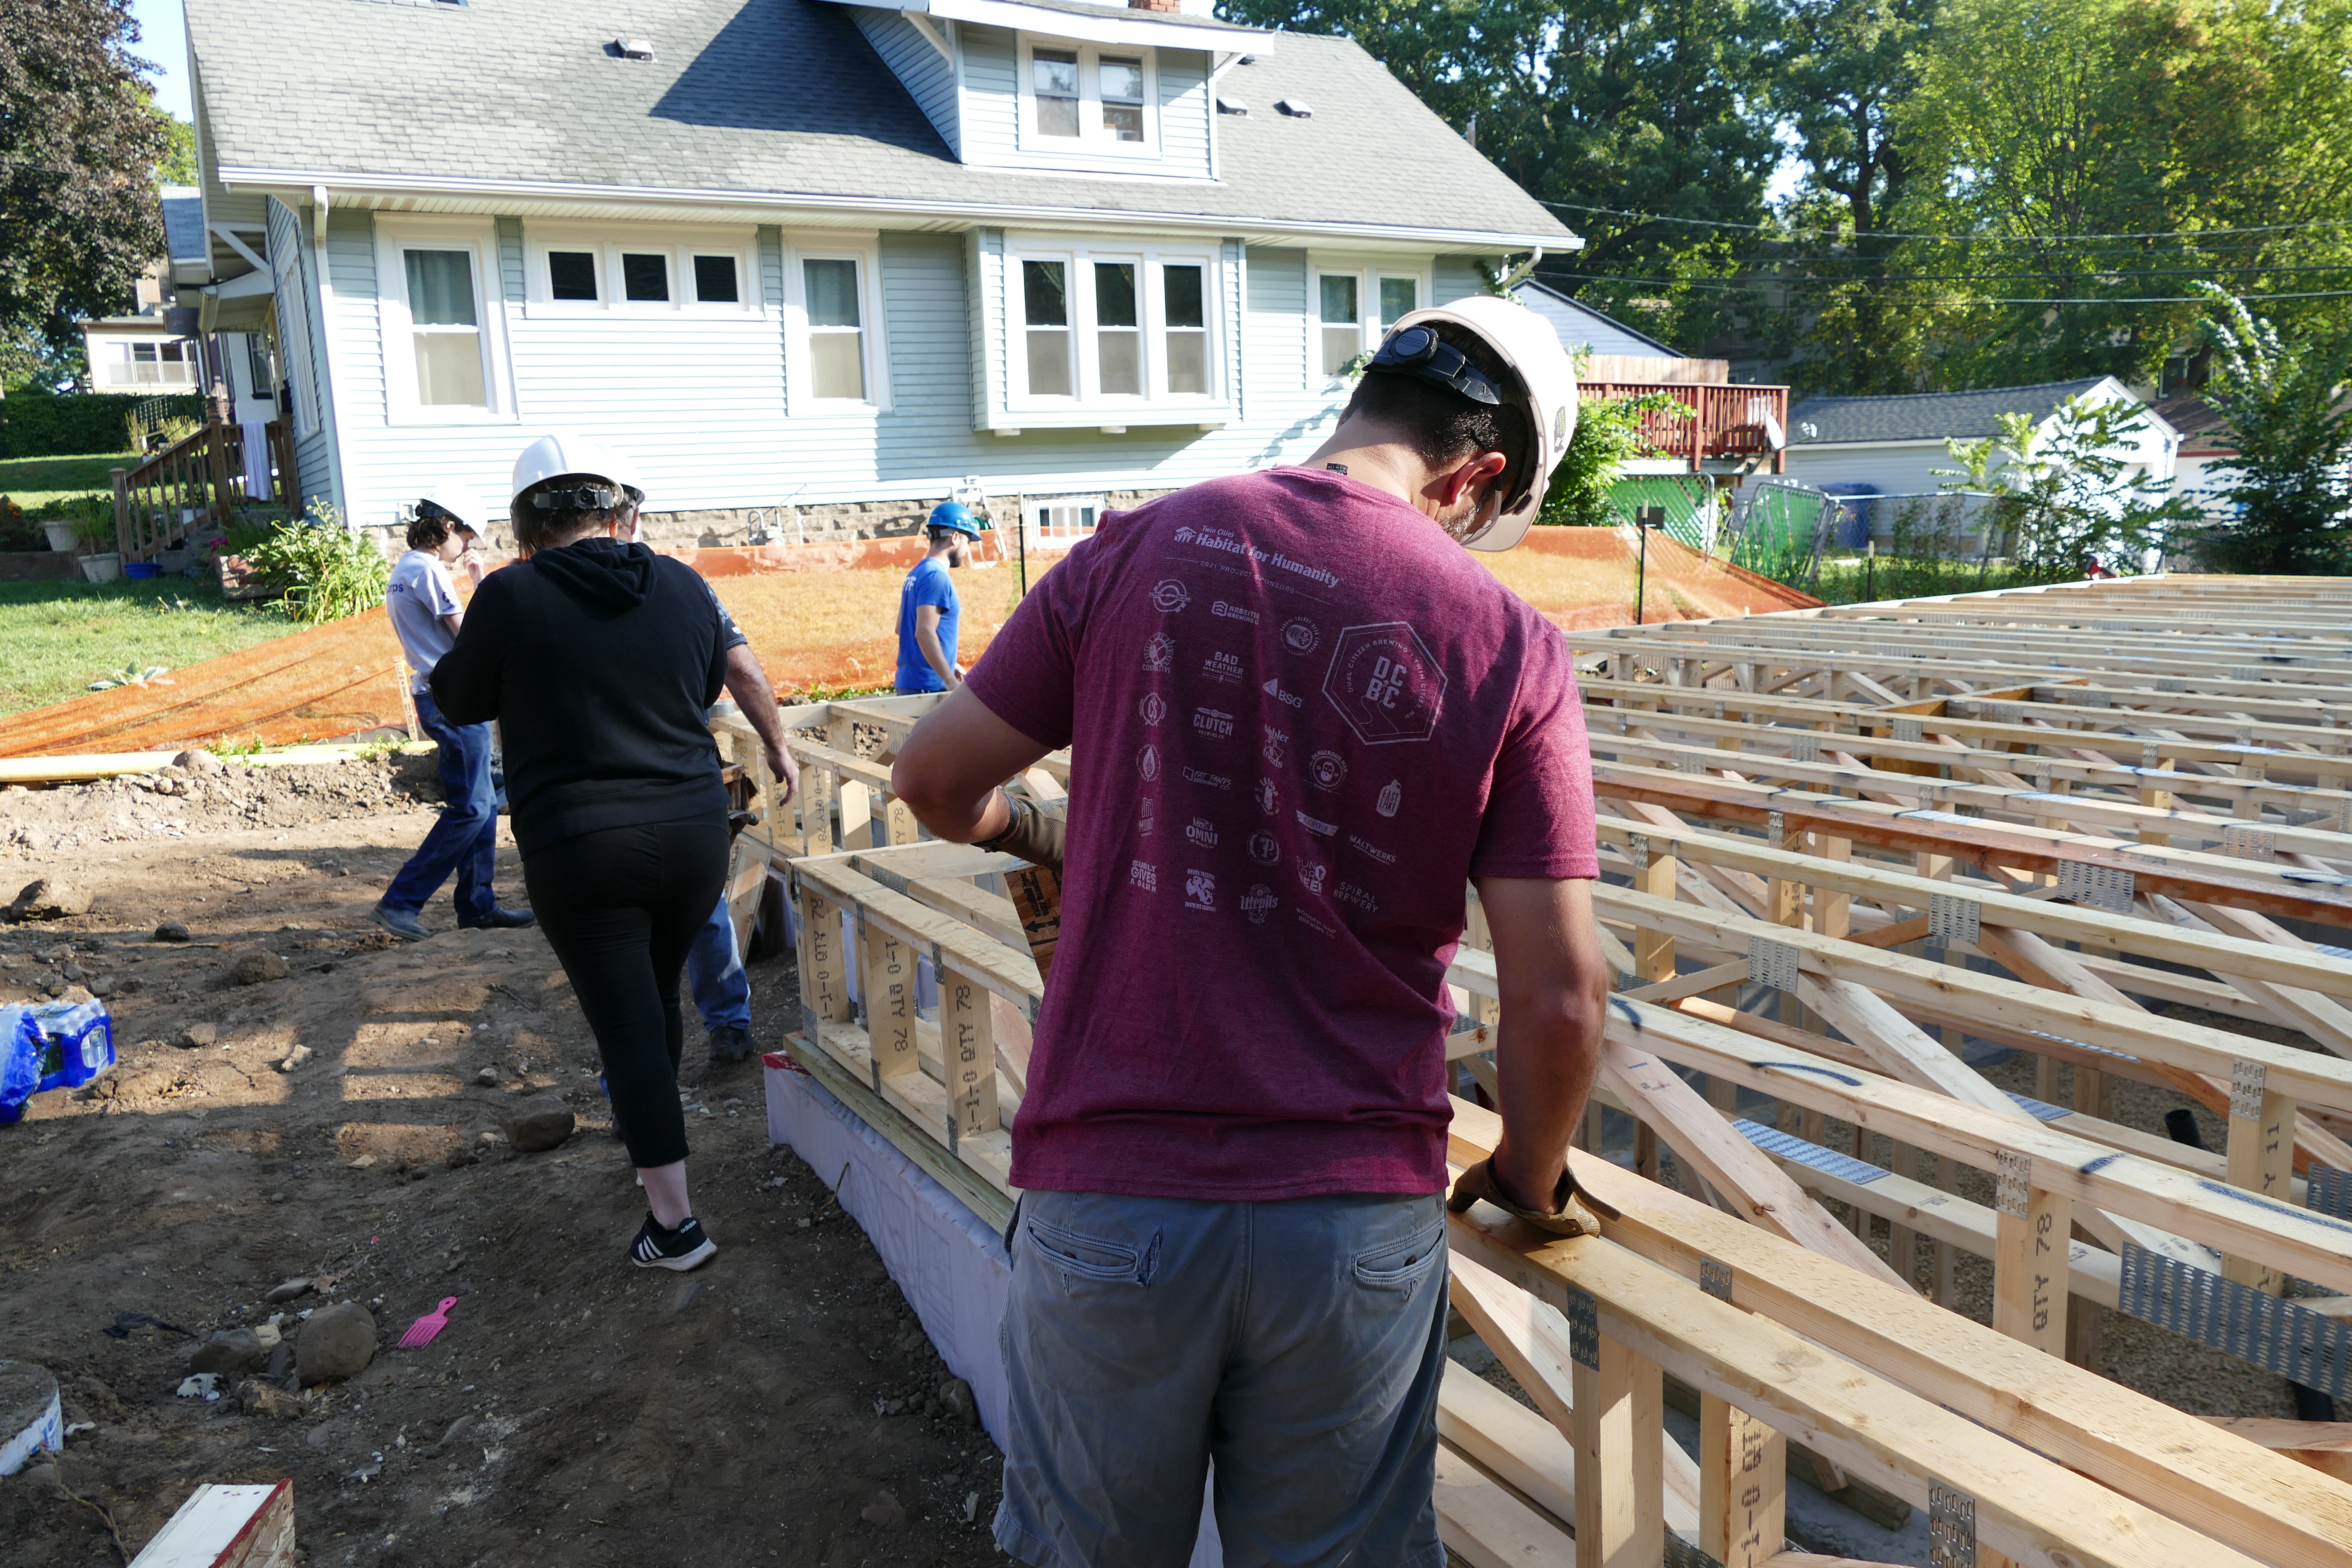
[{"x1": 0, "y1": 763, "x2": 1002, "y2": 1566}]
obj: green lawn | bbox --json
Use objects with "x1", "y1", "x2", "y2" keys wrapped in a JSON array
[
  {"x1": 0, "y1": 451, "x2": 142, "y2": 514},
  {"x1": 0, "y1": 578, "x2": 300, "y2": 718}
]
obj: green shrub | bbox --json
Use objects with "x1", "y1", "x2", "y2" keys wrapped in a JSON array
[
  {"x1": 0, "y1": 390, "x2": 205, "y2": 459},
  {"x1": 238, "y1": 504, "x2": 389, "y2": 622}
]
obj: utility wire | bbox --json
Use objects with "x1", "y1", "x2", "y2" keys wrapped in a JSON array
[
  {"x1": 1536, "y1": 268, "x2": 2352, "y2": 305},
  {"x1": 1541, "y1": 199, "x2": 2352, "y2": 244}
]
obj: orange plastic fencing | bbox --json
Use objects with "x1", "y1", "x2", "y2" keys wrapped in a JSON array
[{"x1": 0, "y1": 526, "x2": 1811, "y2": 758}]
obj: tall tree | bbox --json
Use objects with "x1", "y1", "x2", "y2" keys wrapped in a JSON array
[
  {"x1": 2186, "y1": 284, "x2": 2352, "y2": 574},
  {"x1": 0, "y1": 0, "x2": 173, "y2": 386},
  {"x1": 1216, "y1": 0, "x2": 1785, "y2": 350}
]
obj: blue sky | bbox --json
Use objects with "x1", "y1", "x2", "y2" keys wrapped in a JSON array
[{"x1": 133, "y1": 0, "x2": 191, "y2": 122}]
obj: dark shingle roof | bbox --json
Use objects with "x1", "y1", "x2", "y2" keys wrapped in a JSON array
[
  {"x1": 161, "y1": 190, "x2": 206, "y2": 261},
  {"x1": 184, "y1": 0, "x2": 1570, "y2": 246},
  {"x1": 1788, "y1": 379, "x2": 2116, "y2": 445}
]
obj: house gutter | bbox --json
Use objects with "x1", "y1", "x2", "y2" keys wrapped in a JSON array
[{"x1": 214, "y1": 165, "x2": 1578, "y2": 252}]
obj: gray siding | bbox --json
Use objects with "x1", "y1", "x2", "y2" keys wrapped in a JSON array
[
  {"x1": 851, "y1": 7, "x2": 958, "y2": 156},
  {"x1": 958, "y1": 26, "x2": 1212, "y2": 179},
  {"x1": 1434, "y1": 258, "x2": 1493, "y2": 306},
  {"x1": 1779, "y1": 445, "x2": 1955, "y2": 499},
  {"x1": 1513, "y1": 285, "x2": 1670, "y2": 356},
  {"x1": 265, "y1": 196, "x2": 336, "y2": 513}
]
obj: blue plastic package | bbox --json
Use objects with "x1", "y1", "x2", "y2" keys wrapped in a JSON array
[{"x1": 0, "y1": 1001, "x2": 114, "y2": 1125}]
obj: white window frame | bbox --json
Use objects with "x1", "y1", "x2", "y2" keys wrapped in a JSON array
[
  {"x1": 523, "y1": 226, "x2": 758, "y2": 318},
  {"x1": 1016, "y1": 36, "x2": 1160, "y2": 160},
  {"x1": 781, "y1": 231, "x2": 891, "y2": 416},
  {"x1": 374, "y1": 216, "x2": 516, "y2": 426},
  {"x1": 1308, "y1": 256, "x2": 1433, "y2": 387},
  {"x1": 1006, "y1": 235, "x2": 1225, "y2": 414}
]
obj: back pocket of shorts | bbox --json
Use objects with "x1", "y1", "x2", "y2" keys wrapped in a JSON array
[
  {"x1": 1027, "y1": 1217, "x2": 1154, "y2": 1286},
  {"x1": 1352, "y1": 1223, "x2": 1444, "y2": 1289}
]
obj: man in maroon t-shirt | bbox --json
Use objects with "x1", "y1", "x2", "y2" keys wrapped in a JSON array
[{"x1": 895, "y1": 297, "x2": 1609, "y2": 1568}]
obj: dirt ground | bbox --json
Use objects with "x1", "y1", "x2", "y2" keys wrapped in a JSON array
[{"x1": 0, "y1": 760, "x2": 1004, "y2": 1566}]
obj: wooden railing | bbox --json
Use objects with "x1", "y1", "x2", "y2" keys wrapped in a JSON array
[
  {"x1": 110, "y1": 416, "x2": 290, "y2": 563},
  {"x1": 1583, "y1": 380, "x2": 1789, "y2": 474}
]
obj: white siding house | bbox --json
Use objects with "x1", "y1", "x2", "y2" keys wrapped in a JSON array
[{"x1": 177, "y1": 0, "x2": 1574, "y2": 545}]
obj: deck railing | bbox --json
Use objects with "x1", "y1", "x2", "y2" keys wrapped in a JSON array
[
  {"x1": 110, "y1": 417, "x2": 290, "y2": 563},
  {"x1": 1583, "y1": 380, "x2": 1789, "y2": 474}
]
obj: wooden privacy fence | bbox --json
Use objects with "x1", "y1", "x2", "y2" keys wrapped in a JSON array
[{"x1": 110, "y1": 416, "x2": 290, "y2": 564}]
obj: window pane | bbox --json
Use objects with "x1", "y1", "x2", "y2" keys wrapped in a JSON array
[
  {"x1": 1100, "y1": 57, "x2": 1143, "y2": 102},
  {"x1": 693, "y1": 254, "x2": 739, "y2": 303},
  {"x1": 622, "y1": 252, "x2": 670, "y2": 302},
  {"x1": 1095, "y1": 262, "x2": 1137, "y2": 328},
  {"x1": 1022, "y1": 260, "x2": 1068, "y2": 327},
  {"x1": 1027, "y1": 330, "x2": 1072, "y2": 397},
  {"x1": 132, "y1": 343, "x2": 158, "y2": 361},
  {"x1": 1035, "y1": 48, "x2": 1078, "y2": 136},
  {"x1": 809, "y1": 331, "x2": 865, "y2": 400},
  {"x1": 162, "y1": 341, "x2": 186, "y2": 361},
  {"x1": 414, "y1": 331, "x2": 487, "y2": 406},
  {"x1": 1167, "y1": 331, "x2": 1207, "y2": 395},
  {"x1": 548, "y1": 251, "x2": 598, "y2": 301},
  {"x1": 1380, "y1": 276, "x2": 1418, "y2": 325},
  {"x1": 804, "y1": 259, "x2": 861, "y2": 327},
  {"x1": 1321, "y1": 325, "x2": 1361, "y2": 378},
  {"x1": 1164, "y1": 265, "x2": 1204, "y2": 329},
  {"x1": 1103, "y1": 103, "x2": 1144, "y2": 141},
  {"x1": 1318, "y1": 273, "x2": 1357, "y2": 326},
  {"x1": 404, "y1": 249, "x2": 478, "y2": 326},
  {"x1": 1099, "y1": 330, "x2": 1140, "y2": 396}
]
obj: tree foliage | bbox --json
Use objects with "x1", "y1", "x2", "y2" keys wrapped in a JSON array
[
  {"x1": 1540, "y1": 390, "x2": 1692, "y2": 528},
  {"x1": 1935, "y1": 395, "x2": 2196, "y2": 579},
  {"x1": 2184, "y1": 285, "x2": 2352, "y2": 574},
  {"x1": 0, "y1": 0, "x2": 173, "y2": 385},
  {"x1": 1216, "y1": 0, "x2": 1782, "y2": 349}
]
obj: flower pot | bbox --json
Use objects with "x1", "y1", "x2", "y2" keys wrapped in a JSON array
[
  {"x1": 41, "y1": 521, "x2": 77, "y2": 552},
  {"x1": 124, "y1": 561, "x2": 161, "y2": 580},
  {"x1": 80, "y1": 553, "x2": 122, "y2": 585}
]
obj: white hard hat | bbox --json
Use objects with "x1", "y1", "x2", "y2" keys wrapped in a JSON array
[
  {"x1": 1378, "y1": 294, "x2": 1579, "y2": 552},
  {"x1": 414, "y1": 482, "x2": 491, "y2": 533},
  {"x1": 510, "y1": 432, "x2": 646, "y2": 513}
]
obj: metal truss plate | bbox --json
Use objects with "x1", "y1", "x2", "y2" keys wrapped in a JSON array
[
  {"x1": 2141, "y1": 742, "x2": 2162, "y2": 770},
  {"x1": 2080, "y1": 688, "x2": 2113, "y2": 709},
  {"x1": 2230, "y1": 1058, "x2": 2268, "y2": 1121},
  {"x1": 1698, "y1": 1256, "x2": 1734, "y2": 1302},
  {"x1": 2156, "y1": 677, "x2": 2187, "y2": 693},
  {"x1": 1790, "y1": 733, "x2": 1822, "y2": 763},
  {"x1": 1928, "y1": 1483, "x2": 1978, "y2": 1568},
  {"x1": 2118, "y1": 1244, "x2": 2352, "y2": 1400},
  {"x1": 1565, "y1": 1288, "x2": 1600, "y2": 1369},
  {"x1": 1928, "y1": 892, "x2": 1981, "y2": 947},
  {"x1": 2231, "y1": 665, "x2": 2265, "y2": 684},
  {"x1": 1891, "y1": 717, "x2": 1923, "y2": 744},
  {"x1": 2311, "y1": 1164, "x2": 2352, "y2": 1222},
  {"x1": 1767, "y1": 811, "x2": 1786, "y2": 850},
  {"x1": 2056, "y1": 860, "x2": 2135, "y2": 913},
  {"x1": 1991, "y1": 701, "x2": 2024, "y2": 725},
  {"x1": 1736, "y1": 1118, "x2": 1892, "y2": 1187},
  {"x1": 1676, "y1": 751, "x2": 1707, "y2": 774},
  {"x1": 1746, "y1": 934, "x2": 1800, "y2": 994},
  {"x1": 1994, "y1": 1150, "x2": 2032, "y2": 1219},
  {"x1": 2221, "y1": 825, "x2": 2278, "y2": 863},
  {"x1": 1665, "y1": 1535, "x2": 1726, "y2": 1568},
  {"x1": 1628, "y1": 832, "x2": 1651, "y2": 871}
]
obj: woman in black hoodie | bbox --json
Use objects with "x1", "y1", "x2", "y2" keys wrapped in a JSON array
[{"x1": 432, "y1": 434, "x2": 769, "y2": 1271}]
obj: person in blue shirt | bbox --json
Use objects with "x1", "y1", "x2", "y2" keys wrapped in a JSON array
[{"x1": 895, "y1": 502, "x2": 980, "y2": 693}]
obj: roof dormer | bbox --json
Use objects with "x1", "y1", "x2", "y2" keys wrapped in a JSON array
[{"x1": 826, "y1": 0, "x2": 1269, "y2": 178}]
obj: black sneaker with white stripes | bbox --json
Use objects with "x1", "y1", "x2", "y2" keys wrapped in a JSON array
[{"x1": 629, "y1": 1213, "x2": 717, "y2": 1271}]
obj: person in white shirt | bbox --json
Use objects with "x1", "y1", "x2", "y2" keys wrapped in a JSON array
[{"x1": 374, "y1": 484, "x2": 534, "y2": 940}]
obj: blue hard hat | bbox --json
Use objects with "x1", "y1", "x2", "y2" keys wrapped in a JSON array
[{"x1": 928, "y1": 501, "x2": 983, "y2": 537}]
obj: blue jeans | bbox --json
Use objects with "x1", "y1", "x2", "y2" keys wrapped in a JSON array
[
  {"x1": 686, "y1": 895, "x2": 750, "y2": 1034},
  {"x1": 383, "y1": 689, "x2": 497, "y2": 921},
  {"x1": 995, "y1": 1190, "x2": 1448, "y2": 1568}
]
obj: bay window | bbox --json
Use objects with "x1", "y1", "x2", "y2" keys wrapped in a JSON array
[{"x1": 1007, "y1": 239, "x2": 1223, "y2": 412}]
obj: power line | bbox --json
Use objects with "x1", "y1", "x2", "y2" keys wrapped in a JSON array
[
  {"x1": 1536, "y1": 268, "x2": 2352, "y2": 306},
  {"x1": 1541, "y1": 198, "x2": 2352, "y2": 244}
]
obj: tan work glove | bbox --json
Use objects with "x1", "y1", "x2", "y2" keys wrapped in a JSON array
[
  {"x1": 974, "y1": 788, "x2": 1066, "y2": 872},
  {"x1": 1447, "y1": 1157, "x2": 1618, "y2": 1237}
]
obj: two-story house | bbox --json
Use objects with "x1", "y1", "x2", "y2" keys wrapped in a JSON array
[{"x1": 173, "y1": 0, "x2": 1577, "y2": 551}]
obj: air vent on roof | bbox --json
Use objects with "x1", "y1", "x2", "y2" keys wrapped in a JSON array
[
  {"x1": 614, "y1": 37, "x2": 655, "y2": 60},
  {"x1": 1238, "y1": 54, "x2": 1256, "y2": 65},
  {"x1": 1216, "y1": 96, "x2": 1248, "y2": 116},
  {"x1": 1275, "y1": 98, "x2": 1311, "y2": 118}
]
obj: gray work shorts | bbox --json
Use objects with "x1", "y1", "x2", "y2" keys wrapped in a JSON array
[{"x1": 993, "y1": 1188, "x2": 1449, "y2": 1568}]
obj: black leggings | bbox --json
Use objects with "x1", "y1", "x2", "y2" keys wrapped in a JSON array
[{"x1": 524, "y1": 817, "x2": 729, "y2": 1169}]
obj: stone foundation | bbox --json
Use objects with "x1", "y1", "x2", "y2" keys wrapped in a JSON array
[{"x1": 365, "y1": 488, "x2": 1176, "y2": 558}]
